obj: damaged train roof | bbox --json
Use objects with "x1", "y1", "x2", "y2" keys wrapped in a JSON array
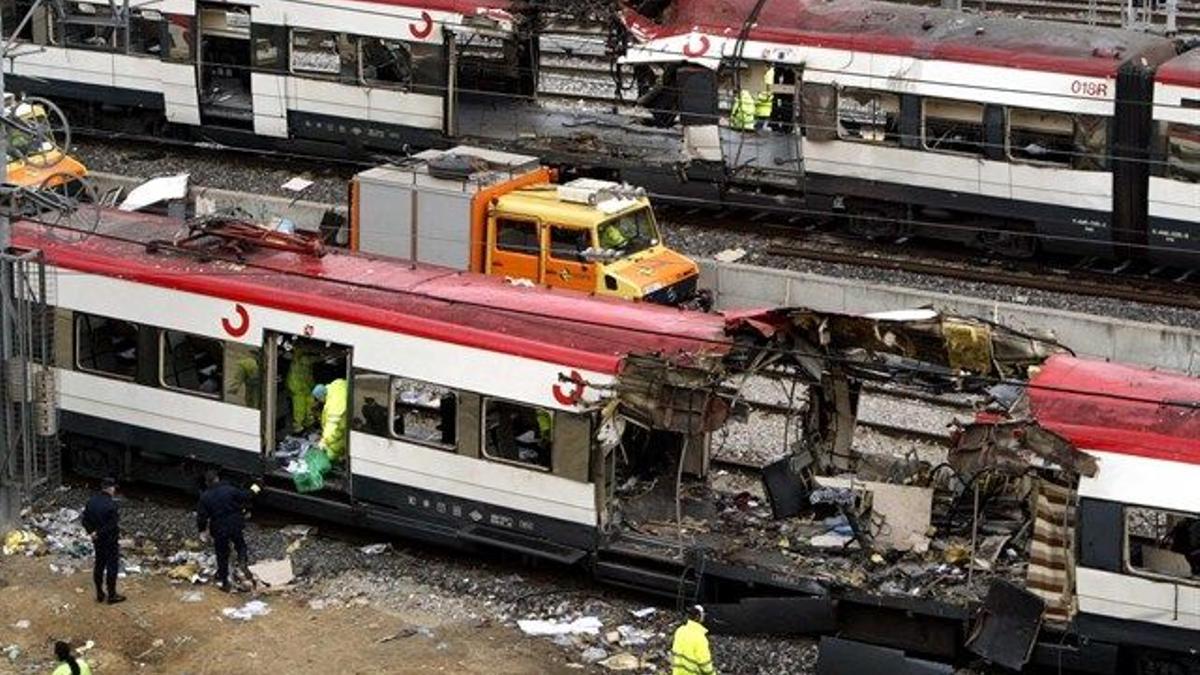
[
  {"x1": 12, "y1": 210, "x2": 730, "y2": 374},
  {"x1": 623, "y1": 0, "x2": 1176, "y2": 76},
  {"x1": 1027, "y1": 354, "x2": 1200, "y2": 465}
]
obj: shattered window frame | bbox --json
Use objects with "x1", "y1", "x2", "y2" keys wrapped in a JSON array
[
  {"x1": 1005, "y1": 107, "x2": 1080, "y2": 168},
  {"x1": 1166, "y1": 122, "x2": 1200, "y2": 184},
  {"x1": 127, "y1": 7, "x2": 164, "y2": 57},
  {"x1": 480, "y1": 396, "x2": 554, "y2": 472},
  {"x1": 1124, "y1": 505, "x2": 1200, "y2": 585},
  {"x1": 359, "y1": 35, "x2": 413, "y2": 90},
  {"x1": 836, "y1": 87, "x2": 901, "y2": 146},
  {"x1": 921, "y1": 97, "x2": 987, "y2": 157},
  {"x1": 158, "y1": 329, "x2": 224, "y2": 399},
  {"x1": 289, "y1": 28, "x2": 358, "y2": 83},
  {"x1": 59, "y1": 1, "x2": 126, "y2": 52},
  {"x1": 388, "y1": 375, "x2": 458, "y2": 451},
  {"x1": 74, "y1": 312, "x2": 139, "y2": 381}
]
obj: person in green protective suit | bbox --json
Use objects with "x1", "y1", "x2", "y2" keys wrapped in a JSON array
[
  {"x1": 313, "y1": 379, "x2": 349, "y2": 462},
  {"x1": 285, "y1": 346, "x2": 317, "y2": 433},
  {"x1": 228, "y1": 355, "x2": 261, "y2": 408}
]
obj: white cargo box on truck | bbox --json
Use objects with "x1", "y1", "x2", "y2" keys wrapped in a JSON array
[{"x1": 351, "y1": 145, "x2": 542, "y2": 268}]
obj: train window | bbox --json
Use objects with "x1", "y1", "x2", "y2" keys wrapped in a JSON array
[
  {"x1": 1007, "y1": 108, "x2": 1076, "y2": 166},
  {"x1": 922, "y1": 98, "x2": 985, "y2": 156},
  {"x1": 495, "y1": 218, "x2": 538, "y2": 255},
  {"x1": 164, "y1": 14, "x2": 194, "y2": 63},
  {"x1": 361, "y1": 37, "x2": 412, "y2": 89},
  {"x1": 411, "y1": 42, "x2": 447, "y2": 95},
  {"x1": 350, "y1": 369, "x2": 389, "y2": 436},
  {"x1": 60, "y1": 2, "x2": 125, "y2": 51},
  {"x1": 550, "y1": 226, "x2": 590, "y2": 262},
  {"x1": 1125, "y1": 506, "x2": 1200, "y2": 582},
  {"x1": 290, "y1": 29, "x2": 357, "y2": 82},
  {"x1": 1166, "y1": 123, "x2": 1200, "y2": 183},
  {"x1": 390, "y1": 376, "x2": 457, "y2": 450},
  {"x1": 2, "y1": 0, "x2": 50, "y2": 44},
  {"x1": 223, "y1": 343, "x2": 262, "y2": 408},
  {"x1": 75, "y1": 313, "x2": 138, "y2": 380},
  {"x1": 837, "y1": 89, "x2": 900, "y2": 145},
  {"x1": 128, "y1": 8, "x2": 163, "y2": 56},
  {"x1": 482, "y1": 398, "x2": 552, "y2": 471},
  {"x1": 251, "y1": 23, "x2": 286, "y2": 71},
  {"x1": 160, "y1": 330, "x2": 223, "y2": 397}
]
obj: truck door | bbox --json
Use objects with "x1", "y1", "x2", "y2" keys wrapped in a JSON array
[
  {"x1": 544, "y1": 225, "x2": 596, "y2": 293},
  {"x1": 489, "y1": 217, "x2": 542, "y2": 283}
]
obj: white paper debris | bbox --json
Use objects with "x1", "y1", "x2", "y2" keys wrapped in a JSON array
[
  {"x1": 248, "y1": 558, "x2": 294, "y2": 587},
  {"x1": 517, "y1": 616, "x2": 603, "y2": 637},
  {"x1": 712, "y1": 247, "x2": 747, "y2": 263},
  {"x1": 630, "y1": 607, "x2": 656, "y2": 619},
  {"x1": 281, "y1": 177, "x2": 314, "y2": 193},
  {"x1": 118, "y1": 174, "x2": 189, "y2": 212},
  {"x1": 222, "y1": 600, "x2": 271, "y2": 621},
  {"x1": 180, "y1": 591, "x2": 204, "y2": 603},
  {"x1": 359, "y1": 543, "x2": 389, "y2": 555},
  {"x1": 11, "y1": 620, "x2": 29, "y2": 630}
]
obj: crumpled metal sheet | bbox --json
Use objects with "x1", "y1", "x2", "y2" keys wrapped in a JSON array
[{"x1": 951, "y1": 419, "x2": 1099, "y2": 478}]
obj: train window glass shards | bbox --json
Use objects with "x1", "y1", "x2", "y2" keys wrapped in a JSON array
[
  {"x1": 1125, "y1": 506, "x2": 1200, "y2": 582},
  {"x1": 1166, "y1": 122, "x2": 1200, "y2": 183},
  {"x1": 361, "y1": 37, "x2": 412, "y2": 89},
  {"x1": 75, "y1": 313, "x2": 139, "y2": 380},
  {"x1": 251, "y1": 23, "x2": 285, "y2": 71},
  {"x1": 159, "y1": 330, "x2": 224, "y2": 397},
  {"x1": 550, "y1": 226, "x2": 591, "y2": 262},
  {"x1": 837, "y1": 89, "x2": 900, "y2": 146},
  {"x1": 482, "y1": 398, "x2": 553, "y2": 471},
  {"x1": 1007, "y1": 108, "x2": 1081, "y2": 167},
  {"x1": 291, "y1": 29, "x2": 357, "y2": 83},
  {"x1": 495, "y1": 218, "x2": 539, "y2": 256},
  {"x1": 922, "y1": 98, "x2": 985, "y2": 156},
  {"x1": 390, "y1": 377, "x2": 457, "y2": 450}
]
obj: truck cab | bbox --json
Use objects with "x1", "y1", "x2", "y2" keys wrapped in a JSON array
[{"x1": 350, "y1": 146, "x2": 699, "y2": 304}]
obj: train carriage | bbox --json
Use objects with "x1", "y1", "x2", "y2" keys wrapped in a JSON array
[
  {"x1": 9, "y1": 207, "x2": 1200, "y2": 672},
  {"x1": 1149, "y1": 48, "x2": 1200, "y2": 264}
]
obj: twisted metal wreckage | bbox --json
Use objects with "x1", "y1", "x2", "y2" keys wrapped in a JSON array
[{"x1": 596, "y1": 306, "x2": 1100, "y2": 668}]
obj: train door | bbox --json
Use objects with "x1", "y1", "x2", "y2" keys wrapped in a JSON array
[
  {"x1": 261, "y1": 332, "x2": 354, "y2": 499},
  {"x1": 197, "y1": 2, "x2": 253, "y2": 128},
  {"x1": 720, "y1": 62, "x2": 805, "y2": 190},
  {"x1": 542, "y1": 224, "x2": 596, "y2": 293},
  {"x1": 488, "y1": 216, "x2": 543, "y2": 283}
]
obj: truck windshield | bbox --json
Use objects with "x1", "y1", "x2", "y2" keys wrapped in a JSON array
[{"x1": 597, "y1": 207, "x2": 659, "y2": 256}]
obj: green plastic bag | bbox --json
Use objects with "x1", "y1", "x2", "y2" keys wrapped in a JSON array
[{"x1": 292, "y1": 447, "x2": 332, "y2": 493}]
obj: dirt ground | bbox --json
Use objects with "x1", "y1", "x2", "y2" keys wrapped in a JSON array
[{"x1": 0, "y1": 554, "x2": 591, "y2": 675}]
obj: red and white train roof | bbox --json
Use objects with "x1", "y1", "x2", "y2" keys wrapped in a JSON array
[
  {"x1": 622, "y1": 0, "x2": 1178, "y2": 78},
  {"x1": 1156, "y1": 48, "x2": 1200, "y2": 88},
  {"x1": 1029, "y1": 354, "x2": 1200, "y2": 466},
  {"x1": 12, "y1": 211, "x2": 729, "y2": 375}
]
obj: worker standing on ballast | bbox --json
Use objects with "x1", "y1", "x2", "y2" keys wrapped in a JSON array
[
  {"x1": 197, "y1": 469, "x2": 260, "y2": 593},
  {"x1": 313, "y1": 378, "x2": 349, "y2": 462},
  {"x1": 81, "y1": 477, "x2": 125, "y2": 605},
  {"x1": 672, "y1": 605, "x2": 717, "y2": 675},
  {"x1": 730, "y1": 88, "x2": 757, "y2": 132}
]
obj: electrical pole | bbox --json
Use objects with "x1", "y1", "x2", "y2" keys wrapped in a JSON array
[{"x1": 0, "y1": 7, "x2": 17, "y2": 530}]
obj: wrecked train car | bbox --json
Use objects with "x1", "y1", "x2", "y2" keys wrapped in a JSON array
[{"x1": 14, "y1": 208, "x2": 1199, "y2": 673}]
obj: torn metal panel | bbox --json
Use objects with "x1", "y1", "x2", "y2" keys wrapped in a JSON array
[
  {"x1": 761, "y1": 452, "x2": 812, "y2": 520},
  {"x1": 816, "y1": 636, "x2": 954, "y2": 675},
  {"x1": 615, "y1": 355, "x2": 743, "y2": 434},
  {"x1": 706, "y1": 596, "x2": 835, "y2": 636},
  {"x1": 951, "y1": 420, "x2": 1098, "y2": 478},
  {"x1": 966, "y1": 580, "x2": 1045, "y2": 670}
]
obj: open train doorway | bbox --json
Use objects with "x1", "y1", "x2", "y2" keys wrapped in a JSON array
[
  {"x1": 261, "y1": 332, "x2": 353, "y2": 499},
  {"x1": 197, "y1": 2, "x2": 253, "y2": 128}
]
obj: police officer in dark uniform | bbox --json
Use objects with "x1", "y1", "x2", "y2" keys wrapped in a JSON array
[
  {"x1": 196, "y1": 469, "x2": 260, "y2": 592},
  {"x1": 81, "y1": 477, "x2": 126, "y2": 604}
]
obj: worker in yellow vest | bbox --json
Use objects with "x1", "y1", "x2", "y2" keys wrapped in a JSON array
[
  {"x1": 755, "y1": 67, "x2": 775, "y2": 131},
  {"x1": 313, "y1": 379, "x2": 349, "y2": 462},
  {"x1": 730, "y1": 89, "x2": 757, "y2": 132},
  {"x1": 672, "y1": 605, "x2": 717, "y2": 675}
]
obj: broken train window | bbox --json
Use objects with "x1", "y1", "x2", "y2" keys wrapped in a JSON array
[
  {"x1": 1126, "y1": 505, "x2": 1200, "y2": 581},
  {"x1": 290, "y1": 29, "x2": 357, "y2": 82},
  {"x1": 482, "y1": 398, "x2": 552, "y2": 470},
  {"x1": 837, "y1": 88, "x2": 900, "y2": 145},
  {"x1": 360, "y1": 36, "x2": 412, "y2": 89},
  {"x1": 1166, "y1": 122, "x2": 1200, "y2": 183},
  {"x1": 390, "y1": 376, "x2": 457, "y2": 450},
  {"x1": 75, "y1": 313, "x2": 139, "y2": 380},
  {"x1": 1007, "y1": 107, "x2": 1106, "y2": 169},
  {"x1": 922, "y1": 97, "x2": 985, "y2": 156},
  {"x1": 60, "y1": 1, "x2": 125, "y2": 51},
  {"x1": 128, "y1": 8, "x2": 163, "y2": 56},
  {"x1": 160, "y1": 330, "x2": 224, "y2": 397}
]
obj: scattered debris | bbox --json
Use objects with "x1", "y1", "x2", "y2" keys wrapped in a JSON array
[
  {"x1": 629, "y1": 607, "x2": 656, "y2": 619},
  {"x1": 359, "y1": 543, "x2": 390, "y2": 555},
  {"x1": 581, "y1": 646, "x2": 608, "y2": 663},
  {"x1": 180, "y1": 591, "x2": 204, "y2": 603},
  {"x1": 281, "y1": 176, "x2": 315, "y2": 193},
  {"x1": 3, "y1": 530, "x2": 44, "y2": 556},
  {"x1": 249, "y1": 558, "x2": 295, "y2": 588},
  {"x1": 222, "y1": 600, "x2": 271, "y2": 621},
  {"x1": 11, "y1": 619, "x2": 29, "y2": 630},
  {"x1": 280, "y1": 525, "x2": 315, "y2": 538},
  {"x1": 3, "y1": 644, "x2": 20, "y2": 661},
  {"x1": 598, "y1": 653, "x2": 641, "y2": 671},
  {"x1": 712, "y1": 247, "x2": 747, "y2": 263},
  {"x1": 518, "y1": 616, "x2": 603, "y2": 637},
  {"x1": 119, "y1": 173, "x2": 189, "y2": 212}
]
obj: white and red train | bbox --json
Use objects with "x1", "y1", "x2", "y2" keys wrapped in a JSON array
[
  {"x1": 0, "y1": 0, "x2": 1195, "y2": 262},
  {"x1": 10, "y1": 208, "x2": 1200, "y2": 672}
]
